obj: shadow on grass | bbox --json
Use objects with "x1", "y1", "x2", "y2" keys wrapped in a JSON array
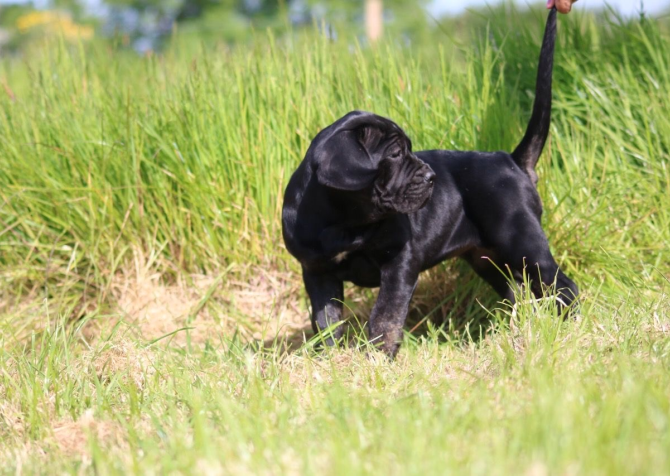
[{"x1": 261, "y1": 262, "x2": 503, "y2": 356}]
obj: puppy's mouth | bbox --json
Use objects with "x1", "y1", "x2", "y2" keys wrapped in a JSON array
[{"x1": 401, "y1": 181, "x2": 434, "y2": 212}]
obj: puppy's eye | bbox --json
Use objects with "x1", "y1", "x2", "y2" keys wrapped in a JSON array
[{"x1": 388, "y1": 150, "x2": 402, "y2": 159}]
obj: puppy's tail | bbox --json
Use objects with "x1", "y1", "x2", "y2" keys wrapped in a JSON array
[{"x1": 511, "y1": 7, "x2": 557, "y2": 183}]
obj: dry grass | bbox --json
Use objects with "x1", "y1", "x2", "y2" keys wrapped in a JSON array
[
  {"x1": 105, "y1": 263, "x2": 308, "y2": 348},
  {"x1": 50, "y1": 410, "x2": 125, "y2": 458},
  {"x1": 0, "y1": 257, "x2": 538, "y2": 359}
]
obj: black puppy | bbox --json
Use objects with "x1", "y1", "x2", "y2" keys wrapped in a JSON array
[{"x1": 282, "y1": 8, "x2": 577, "y2": 356}]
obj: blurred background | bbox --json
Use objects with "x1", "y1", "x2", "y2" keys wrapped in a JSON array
[{"x1": 0, "y1": 0, "x2": 667, "y2": 54}]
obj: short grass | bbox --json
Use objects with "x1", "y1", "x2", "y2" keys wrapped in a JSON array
[{"x1": 1, "y1": 4, "x2": 669, "y2": 474}]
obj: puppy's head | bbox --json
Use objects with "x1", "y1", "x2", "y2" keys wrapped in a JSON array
[{"x1": 313, "y1": 111, "x2": 434, "y2": 215}]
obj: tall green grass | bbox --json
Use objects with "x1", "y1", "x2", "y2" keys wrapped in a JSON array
[{"x1": 1, "y1": 7, "x2": 666, "y2": 284}]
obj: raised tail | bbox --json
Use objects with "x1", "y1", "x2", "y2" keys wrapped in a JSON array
[{"x1": 511, "y1": 7, "x2": 557, "y2": 185}]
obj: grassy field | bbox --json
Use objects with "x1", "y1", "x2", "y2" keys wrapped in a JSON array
[{"x1": 1, "y1": 5, "x2": 670, "y2": 474}]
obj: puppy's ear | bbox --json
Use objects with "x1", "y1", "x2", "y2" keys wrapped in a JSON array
[{"x1": 314, "y1": 111, "x2": 393, "y2": 191}]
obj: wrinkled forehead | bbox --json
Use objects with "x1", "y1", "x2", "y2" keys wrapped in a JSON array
[
  {"x1": 320, "y1": 111, "x2": 413, "y2": 154},
  {"x1": 363, "y1": 117, "x2": 412, "y2": 153}
]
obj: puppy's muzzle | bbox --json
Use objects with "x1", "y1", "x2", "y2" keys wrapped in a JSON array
[{"x1": 411, "y1": 163, "x2": 436, "y2": 210}]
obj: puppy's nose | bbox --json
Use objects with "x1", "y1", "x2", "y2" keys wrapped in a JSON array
[{"x1": 424, "y1": 171, "x2": 436, "y2": 184}]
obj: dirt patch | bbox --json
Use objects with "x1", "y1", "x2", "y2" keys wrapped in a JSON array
[
  {"x1": 50, "y1": 409, "x2": 125, "y2": 458},
  {"x1": 223, "y1": 266, "x2": 310, "y2": 341},
  {"x1": 3, "y1": 254, "x2": 487, "y2": 353},
  {"x1": 110, "y1": 267, "x2": 220, "y2": 345},
  {"x1": 0, "y1": 400, "x2": 24, "y2": 437},
  {"x1": 101, "y1": 264, "x2": 310, "y2": 348}
]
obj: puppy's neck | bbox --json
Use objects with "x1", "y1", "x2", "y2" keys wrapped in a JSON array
[{"x1": 326, "y1": 187, "x2": 387, "y2": 226}]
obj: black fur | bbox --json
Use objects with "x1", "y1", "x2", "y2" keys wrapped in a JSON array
[{"x1": 282, "y1": 8, "x2": 577, "y2": 357}]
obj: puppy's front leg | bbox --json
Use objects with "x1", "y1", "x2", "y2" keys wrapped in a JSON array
[
  {"x1": 302, "y1": 269, "x2": 344, "y2": 346},
  {"x1": 368, "y1": 251, "x2": 419, "y2": 358}
]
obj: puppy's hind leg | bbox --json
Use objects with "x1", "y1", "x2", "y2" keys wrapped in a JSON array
[
  {"x1": 302, "y1": 269, "x2": 345, "y2": 346},
  {"x1": 464, "y1": 250, "x2": 520, "y2": 303},
  {"x1": 488, "y1": 219, "x2": 579, "y2": 315}
]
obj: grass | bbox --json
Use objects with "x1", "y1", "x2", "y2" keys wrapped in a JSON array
[{"x1": 1, "y1": 4, "x2": 670, "y2": 474}]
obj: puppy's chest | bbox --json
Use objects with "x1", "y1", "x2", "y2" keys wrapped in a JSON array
[
  {"x1": 331, "y1": 249, "x2": 397, "y2": 288},
  {"x1": 332, "y1": 246, "x2": 397, "y2": 266},
  {"x1": 332, "y1": 251, "x2": 350, "y2": 264},
  {"x1": 320, "y1": 238, "x2": 403, "y2": 283}
]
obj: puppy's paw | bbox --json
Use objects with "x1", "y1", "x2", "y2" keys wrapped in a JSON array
[{"x1": 367, "y1": 324, "x2": 403, "y2": 360}]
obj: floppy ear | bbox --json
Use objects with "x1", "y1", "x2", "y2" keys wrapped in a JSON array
[{"x1": 314, "y1": 111, "x2": 391, "y2": 191}]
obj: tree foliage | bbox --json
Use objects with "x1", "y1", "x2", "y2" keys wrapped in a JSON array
[{"x1": 1, "y1": 0, "x2": 432, "y2": 52}]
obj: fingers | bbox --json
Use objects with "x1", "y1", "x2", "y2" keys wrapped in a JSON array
[
  {"x1": 548, "y1": 0, "x2": 576, "y2": 14},
  {"x1": 558, "y1": 0, "x2": 573, "y2": 13}
]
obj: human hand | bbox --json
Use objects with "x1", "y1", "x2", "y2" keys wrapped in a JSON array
[{"x1": 547, "y1": 0, "x2": 577, "y2": 14}]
